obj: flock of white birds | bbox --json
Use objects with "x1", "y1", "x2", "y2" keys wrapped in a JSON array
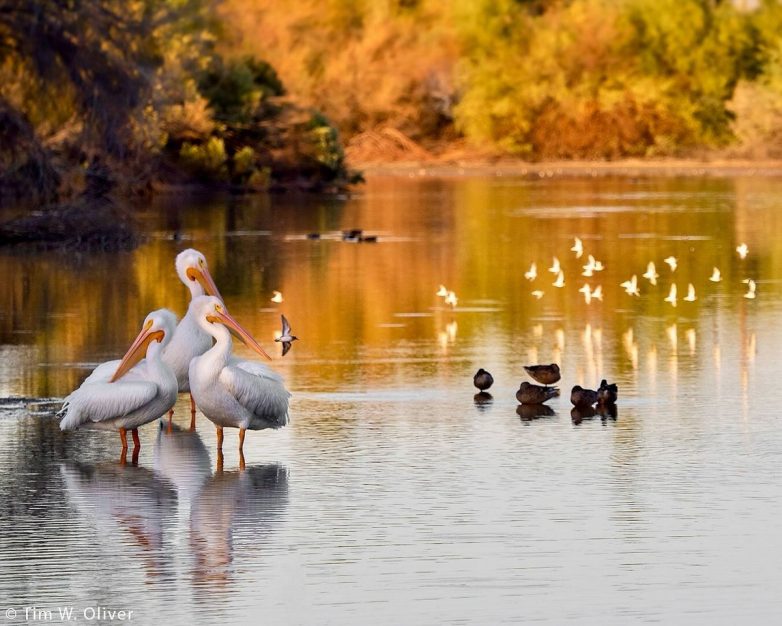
[{"x1": 437, "y1": 237, "x2": 756, "y2": 309}]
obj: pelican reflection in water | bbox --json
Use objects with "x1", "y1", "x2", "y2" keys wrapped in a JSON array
[
  {"x1": 153, "y1": 422, "x2": 212, "y2": 505},
  {"x1": 190, "y1": 464, "x2": 289, "y2": 586},
  {"x1": 59, "y1": 462, "x2": 177, "y2": 580}
]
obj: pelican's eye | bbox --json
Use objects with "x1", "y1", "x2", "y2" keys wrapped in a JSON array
[
  {"x1": 215, "y1": 304, "x2": 223, "y2": 313},
  {"x1": 199, "y1": 258, "x2": 205, "y2": 267}
]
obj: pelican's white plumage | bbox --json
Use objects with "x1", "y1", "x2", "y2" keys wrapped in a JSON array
[
  {"x1": 188, "y1": 297, "x2": 290, "y2": 452},
  {"x1": 59, "y1": 310, "x2": 179, "y2": 445}
]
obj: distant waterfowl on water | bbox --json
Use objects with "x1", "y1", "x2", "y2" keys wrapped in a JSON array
[
  {"x1": 597, "y1": 379, "x2": 618, "y2": 405},
  {"x1": 744, "y1": 279, "x2": 757, "y2": 299},
  {"x1": 473, "y1": 368, "x2": 494, "y2": 391},
  {"x1": 570, "y1": 385, "x2": 599, "y2": 408},
  {"x1": 523, "y1": 363, "x2": 561, "y2": 386},
  {"x1": 516, "y1": 381, "x2": 559, "y2": 405}
]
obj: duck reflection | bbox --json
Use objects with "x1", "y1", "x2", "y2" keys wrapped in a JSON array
[
  {"x1": 516, "y1": 404, "x2": 556, "y2": 421},
  {"x1": 570, "y1": 406, "x2": 597, "y2": 425},
  {"x1": 153, "y1": 422, "x2": 212, "y2": 503},
  {"x1": 596, "y1": 403, "x2": 618, "y2": 421},
  {"x1": 473, "y1": 392, "x2": 493, "y2": 411},
  {"x1": 59, "y1": 461, "x2": 177, "y2": 579},
  {"x1": 190, "y1": 464, "x2": 289, "y2": 586}
]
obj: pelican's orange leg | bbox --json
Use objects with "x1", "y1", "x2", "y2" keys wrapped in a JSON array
[
  {"x1": 189, "y1": 394, "x2": 197, "y2": 432},
  {"x1": 216, "y1": 449, "x2": 224, "y2": 473},
  {"x1": 239, "y1": 427, "x2": 246, "y2": 453},
  {"x1": 239, "y1": 450, "x2": 246, "y2": 471},
  {"x1": 216, "y1": 425, "x2": 224, "y2": 451},
  {"x1": 131, "y1": 428, "x2": 141, "y2": 450},
  {"x1": 119, "y1": 428, "x2": 128, "y2": 451}
]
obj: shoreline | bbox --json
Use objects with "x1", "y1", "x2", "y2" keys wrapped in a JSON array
[{"x1": 352, "y1": 158, "x2": 782, "y2": 179}]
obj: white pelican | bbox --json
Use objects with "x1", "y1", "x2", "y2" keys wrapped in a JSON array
[
  {"x1": 81, "y1": 249, "x2": 223, "y2": 426},
  {"x1": 524, "y1": 262, "x2": 537, "y2": 281},
  {"x1": 736, "y1": 243, "x2": 749, "y2": 259},
  {"x1": 709, "y1": 267, "x2": 722, "y2": 282},
  {"x1": 59, "y1": 309, "x2": 179, "y2": 454},
  {"x1": 188, "y1": 296, "x2": 290, "y2": 460}
]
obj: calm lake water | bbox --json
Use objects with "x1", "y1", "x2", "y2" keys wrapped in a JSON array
[{"x1": 1, "y1": 173, "x2": 782, "y2": 624}]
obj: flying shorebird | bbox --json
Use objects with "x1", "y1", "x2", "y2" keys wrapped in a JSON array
[
  {"x1": 643, "y1": 262, "x2": 659, "y2": 285},
  {"x1": 271, "y1": 291, "x2": 284, "y2": 303},
  {"x1": 664, "y1": 256, "x2": 677, "y2": 271},
  {"x1": 553, "y1": 271, "x2": 565, "y2": 288},
  {"x1": 736, "y1": 243, "x2": 749, "y2": 259},
  {"x1": 620, "y1": 275, "x2": 640, "y2": 296},
  {"x1": 591, "y1": 285, "x2": 603, "y2": 300},
  {"x1": 524, "y1": 263, "x2": 537, "y2": 281},
  {"x1": 744, "y1": 279, "x2": 756, "y2": 299},
  {"x1": 709, "y1": 267, "x2": 722, "y2": 282},
  {"x1": 548, "y1": 256, "x2": 561, "y2": 274},
  {"x1": 436, "y1": 285, "x2": 449, "y2": 297},
  {"x1": 684, "y1": 284, "x2": 697, "y2": 302},
  {"x1": 578, "y1": 284, "x2": 593, "y2": 304},
  {"x1": 571, "y1": 237, "x2": 584, "y2": 258},
  {"x1": 531, "y1": 290, "x2": 544, "y2": 299},
  {"x1": 444, "y1": 291, "x2": 458, "y2": 308},
  {"x1": 274, "y1": 315, "x2": 298, "y2": 357},
  {"x1": 664, "y1": 284, "x2": 677, "y2": 307}
]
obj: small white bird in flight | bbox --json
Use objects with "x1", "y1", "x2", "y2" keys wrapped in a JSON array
[
  {"x1": 436, "y1": 285, "x2": 449, "y2": 297},
  {"x1": 591, "y1": 285, "x2": 603, "y2": 300},
  {"x1": 664, "y1": 284, "x2": 677, "y2": 307},
  {"x1": 552, "y1": 271, "x2": 565, "y2": 288},
  {"x1": 664, "y1": 256, "x2": 677, "y2": 272},
  {"x1": 444, "y1": 291, "x2": 458, "y2": 308},
  {"x1": 620, "y1": 275, "x2": 640, "y2": 296},
  {"x1": 571, "y1": 237, "x2": 584, "y2": 258},
  {"x1": 548, "y1": 256, "x2": 561, "y2": 274},
  {"x1": 578, "y1": 284, "x2": 592, "y2": 304},
  {"x1": 643, "y1": 262, "x2": 659, "y2": 286},
  {"x1": 709, "y1": 268, "x2": 721, "y2": 282},
  {"x1": 524, "y1": 263, "x2": 537, "y2": 281},
  {"x1": 274, "y1": 315, "x2": 298, "y2": 357},
  {"x1": 531, "y1": 290, "x2": 544, "y2": 300},
  {"x1": 744, "y1": 279, "x2": 756, "y2": 299},
  {"x1": 736, "y1": 243, "x2": 749, "y2": 259},
  {"x1": 271, "y1": 290, "x2": 284, "y2": 303},
  {"x1": 684, "y1": 284, "x2": 697, "y2": 302}
]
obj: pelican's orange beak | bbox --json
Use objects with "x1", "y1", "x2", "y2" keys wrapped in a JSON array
[
  {"x1": 110, "y1": 320, "x2": 165, "y2": 382},
  {"x1": 207, "y1": 306, "x2": 272, "y2": 361},
  {"x1": 186, "y1": 265, "x2": 222, "y2": 300}
]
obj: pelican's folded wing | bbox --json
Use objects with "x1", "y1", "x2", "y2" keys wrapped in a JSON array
[
  {"x1": 220, "y1": 360, "x2": 290, "y2": 427},
  {"x1": 59, "y1": 381, "x2": 158, "y2": 430}
]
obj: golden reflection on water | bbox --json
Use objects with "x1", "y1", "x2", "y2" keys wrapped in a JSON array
[{"x1": 0, "y1": 175, "x2": 781, "y2": 404}]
